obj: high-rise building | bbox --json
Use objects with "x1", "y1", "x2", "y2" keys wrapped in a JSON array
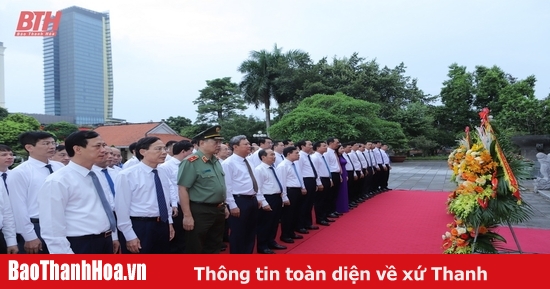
[
  {"x1": 44, "y1": 6, "x2": 113, "y2": 125},
  {"x1": 0, "y1": 42, "x2": 5, "y2": 109}
]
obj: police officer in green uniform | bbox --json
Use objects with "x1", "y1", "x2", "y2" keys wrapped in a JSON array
[{"x1": 177, "y1": 125, "x2": 229, "y2": 253}]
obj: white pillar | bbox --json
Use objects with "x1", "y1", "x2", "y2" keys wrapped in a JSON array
[{"x1": 0, "y1": 42, "x2": 5, "y2": 109}]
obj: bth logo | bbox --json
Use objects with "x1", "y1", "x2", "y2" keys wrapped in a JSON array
[{"x1": 15, "y1": 11, "x2": 62, "y2": 37}]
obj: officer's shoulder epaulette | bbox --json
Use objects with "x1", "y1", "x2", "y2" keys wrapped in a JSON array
[{"x1": 187, "y1": 155, "x2": 199, "y2": 162}]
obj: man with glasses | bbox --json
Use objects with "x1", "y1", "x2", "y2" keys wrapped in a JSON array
[
  {"x1": 178, "y1": 126, "x2": 228, "y2": 254},
  {"x1": 115, "y1": 137, "x2": 175, "y2": 254},
  {"x1": 8, "y1": 131, "x2": 64, "y2": 254}
]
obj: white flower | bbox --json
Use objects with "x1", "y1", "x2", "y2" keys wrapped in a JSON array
[
  {"x1": 457, "y1": 227, "x2": 467, "y2": 235},
  {"x1": 445, "y1": 232, "x2": 451, "y2": 238},
  {"x1": 475, "y1": 177, "x2": 486, "y2": 185}
]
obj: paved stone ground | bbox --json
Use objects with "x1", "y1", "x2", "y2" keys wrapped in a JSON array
[{"x1": 388, "y1": 160, "x2": 550, "y2": 229}]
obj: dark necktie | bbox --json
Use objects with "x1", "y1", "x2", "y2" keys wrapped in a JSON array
[
  {"x1": 280, "y1": 155, "x2": 284, "y2": 161},
  {"x1": 2, "y1": 172, "x2": 8, "y2": 195},
  {"x1": 307, "y1": 155, "x2": 318, "y2": 178},
  {"x1": 101, "y1": 168, "x2": 116, "y2": 196},
  {"x1": 243, "y1": 159, "x2": 258, "y2": 193},
  {"x1": 45, "y1": 164, "x2": 53, "y2": 174},
  {"x1": 89, "y1": 171, "x2": 116, "y2": 232},
  {"x1": 292, "y1": 163, "x2": 304, "y2": 187},
  {"x1": 321, "y1": 155, "x2": 331, "y2": 176},
  {"x1": 361, "y1": 151, "x2": 369, "y2": 166},
  {"x1": 269, "y1": 166, "x2": 283, "y2": 193},
  {"x1": 346, "y1": 153, "x2": 356, "y2": 171},
  {"x1": 152, "y1": 169, "x2": 169, "y2": 223},
  {"x1": 354, "y1": 151, "x2": 364, "y2": 169},
  {"x1": 368, "y1": 150, "x2": 376, "y2": 167}
]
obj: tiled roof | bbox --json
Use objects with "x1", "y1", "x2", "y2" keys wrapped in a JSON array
[{"x1": 93, "y1": 122, "x2": 188, "y2": 147}]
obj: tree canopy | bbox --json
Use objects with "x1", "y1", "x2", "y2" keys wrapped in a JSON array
[
  {"x1": 194, "y1": 77, "x2": 246, "y2": 124},
  {"x1": 269, "y1": 92, "x2": 408, "y2": 149}
]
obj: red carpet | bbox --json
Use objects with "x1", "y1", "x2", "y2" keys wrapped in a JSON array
[{"x1": 280, "y1": 190, "x2": 550, "y2": 254}]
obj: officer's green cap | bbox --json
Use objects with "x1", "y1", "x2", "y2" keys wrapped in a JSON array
[{"x1": 193, "y1": 125, "x2": 224, "y2": 141}]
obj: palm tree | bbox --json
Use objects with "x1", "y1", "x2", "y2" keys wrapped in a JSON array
[{"x1": 238, "y1": 44, "x2": 309, "y2": 129}]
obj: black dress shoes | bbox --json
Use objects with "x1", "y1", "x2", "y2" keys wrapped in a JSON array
[
  {"x1": 280, "y1": 237, "x2": 295, "y2": 244},
  {"x1": 325, "y1": 218, "x2": 336, "y2": 222},
  {"x1": 269, "y1": 243, "x2": 287, "y2": 250},
  {"x1": 291, "y1": 234, "x2": 304, "y2": 239},
  {"x1": 296, "y1": 228, "x2": 309, "y2": 234},
  {"x1": 327, "y1": 213, "x2": 339, "y2": 218},
  {"x1": 307, "y1": 225, "x2": 320, "y2": 230},
  {"x1": 258, "y1": 248, "x2": 275, "y2": 254},
  {"x1": 317, "y1": 220, "x2": 330, "y2": 226}
]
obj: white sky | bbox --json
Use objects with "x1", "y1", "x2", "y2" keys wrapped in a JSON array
[{"x1": 1, "y1": 0, "x2": 549, "y2": 123}]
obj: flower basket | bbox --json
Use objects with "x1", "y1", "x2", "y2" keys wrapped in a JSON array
[{"x1": 442, "y1": 108, "x2": 533, "y2": 254}]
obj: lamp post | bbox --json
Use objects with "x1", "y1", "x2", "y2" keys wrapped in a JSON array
[{"x1": 253, "y1": 130, "x2": 267, "y2": 138}]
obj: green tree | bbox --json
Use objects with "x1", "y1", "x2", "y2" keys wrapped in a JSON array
[
  {"x1": 269, "y1": 93, "x2": 408, "y2": 148},
  {"x1": 44, "y1": 121, "x2": 79, "y2": 141},
  {"x1": 0, "y1": 107, "x2": 8, "y2": 120},
  {"x1": 219, "y1": 114, "x2": 266, "y2": 141},
  {"x1": 180, "y1": 123, "x2": 209, "y2": 140},
  {"x1": 438, "y1": 63, "x2": 478, "y2": 138},
  {"x1": 238, "y1": 44, "x2": 309, "y2": 129},
  {"x1": 193, "y1": 77, "x2": 246, "y2": 124},
  {"x1": 165, "y1": 116, "x2": 193, "y2": 135},
  {"x1": 495, "y1": 76, "x2": 550, "y2": 135},
  {"x1": 0, "y1": 113, "x2": 41, "y2": 149}
]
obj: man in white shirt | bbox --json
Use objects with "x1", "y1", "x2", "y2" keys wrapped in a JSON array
[
  {"x1": 358, "y1": 143, "x2": 375, "y2": 199},
  {"x1": 115, "y1": 137, "x2": 175, "y2": 254},
  {"x1": 272, "y1": 140, "x2": 285, "y2": 167},
  {"x1": 109, "y1": 147, "x2": 123, "y2": 171},
  {"x1": 365, "y1": 142, "x2": 380, "y2": 195},
  {"x1": 8, "y1": 131, "x2": 64, "y2": 254},
  {"x1": 0, "y1": 177, "x2": 17, "y2": 254},
  {"x1": 0, "y1": 144, "x2": 15, "y2": 194},
  {"x1": 296, "y1": 139, "x2": 321, "y2": 234},
  {"x1": 246, "y1": 137, "x2": 272, "y2": 169},
  {"x1": 372, "y1": 140, "x2": 387, "y2": 193},
  {"x1": 92, "y1": 146, "x2": 120, "y2": 253},
  {"x1": 223, "y1": 135, "x2": 259, "y2": 254},
  {"x1": 122, "y1": 142, "x2": 140, "y2": 169},
  {"x1": 217, "y1": 143, "x2": 230, "y2": 161},
  {"x1": 276, "y1": 146, "x2": 306, "y2": 244},
  {"x1": 310, "y1": 141, "x2": 332, "y2": 228},
  {"x1": 164, "y1": 140, "x2": 177, "y2": 162},
  {"x1": 254, "y1": 149, "x2": 289, "y2": 254},
  {"x1": 380, "y1": 144, "x2": 392, "y2": 191},
  {"x1": 159, "y1": 140, "x2": 193, "y2": 253},
  {"x1": 38, "y1": 131, "x2": 118, "y2": 253},
  {"x1": 323, "y1": 138, "x2": 342, "y2": 222}
]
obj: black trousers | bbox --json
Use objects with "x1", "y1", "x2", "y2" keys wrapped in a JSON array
[
  {"x1": 67, "y1": 233, "x2": 113, "y2": 254},
  {"x1": 169, "y1": 204, "x2": 186, "y2": 253},
  {"x1": 363, "y1": 167, "x2": 375, "y2": 194},
  {"x1": 229, "y1": 195, "x2": 258, "y2": 254},
  {"x1": 0, "y1": 230, "x2": 6, "y2": 254},
  {"x1": 280, "y1": 188, "x2": 302, "y2": 239},
  {"x1": 184, "y1": 202, "x2": 225, "y2": 254},
  {"x1": 17, "y1": 221, "x2": 49, "y2": 254},
  {"x1": 299, "y1": 177, "x2": 317, "y2": 229},
  {"x1": 316, "y1": 177, "x2": 331, "y2": 223},
  {"x1": 328, "y1": 172, "x2": 342, "y2": 213},
  {"x1": 256, "y1": 194, "x2": 282, "y2": 252},
  {"x1": 120, "y1": 218, "x2": 170, "y2": 254}
]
